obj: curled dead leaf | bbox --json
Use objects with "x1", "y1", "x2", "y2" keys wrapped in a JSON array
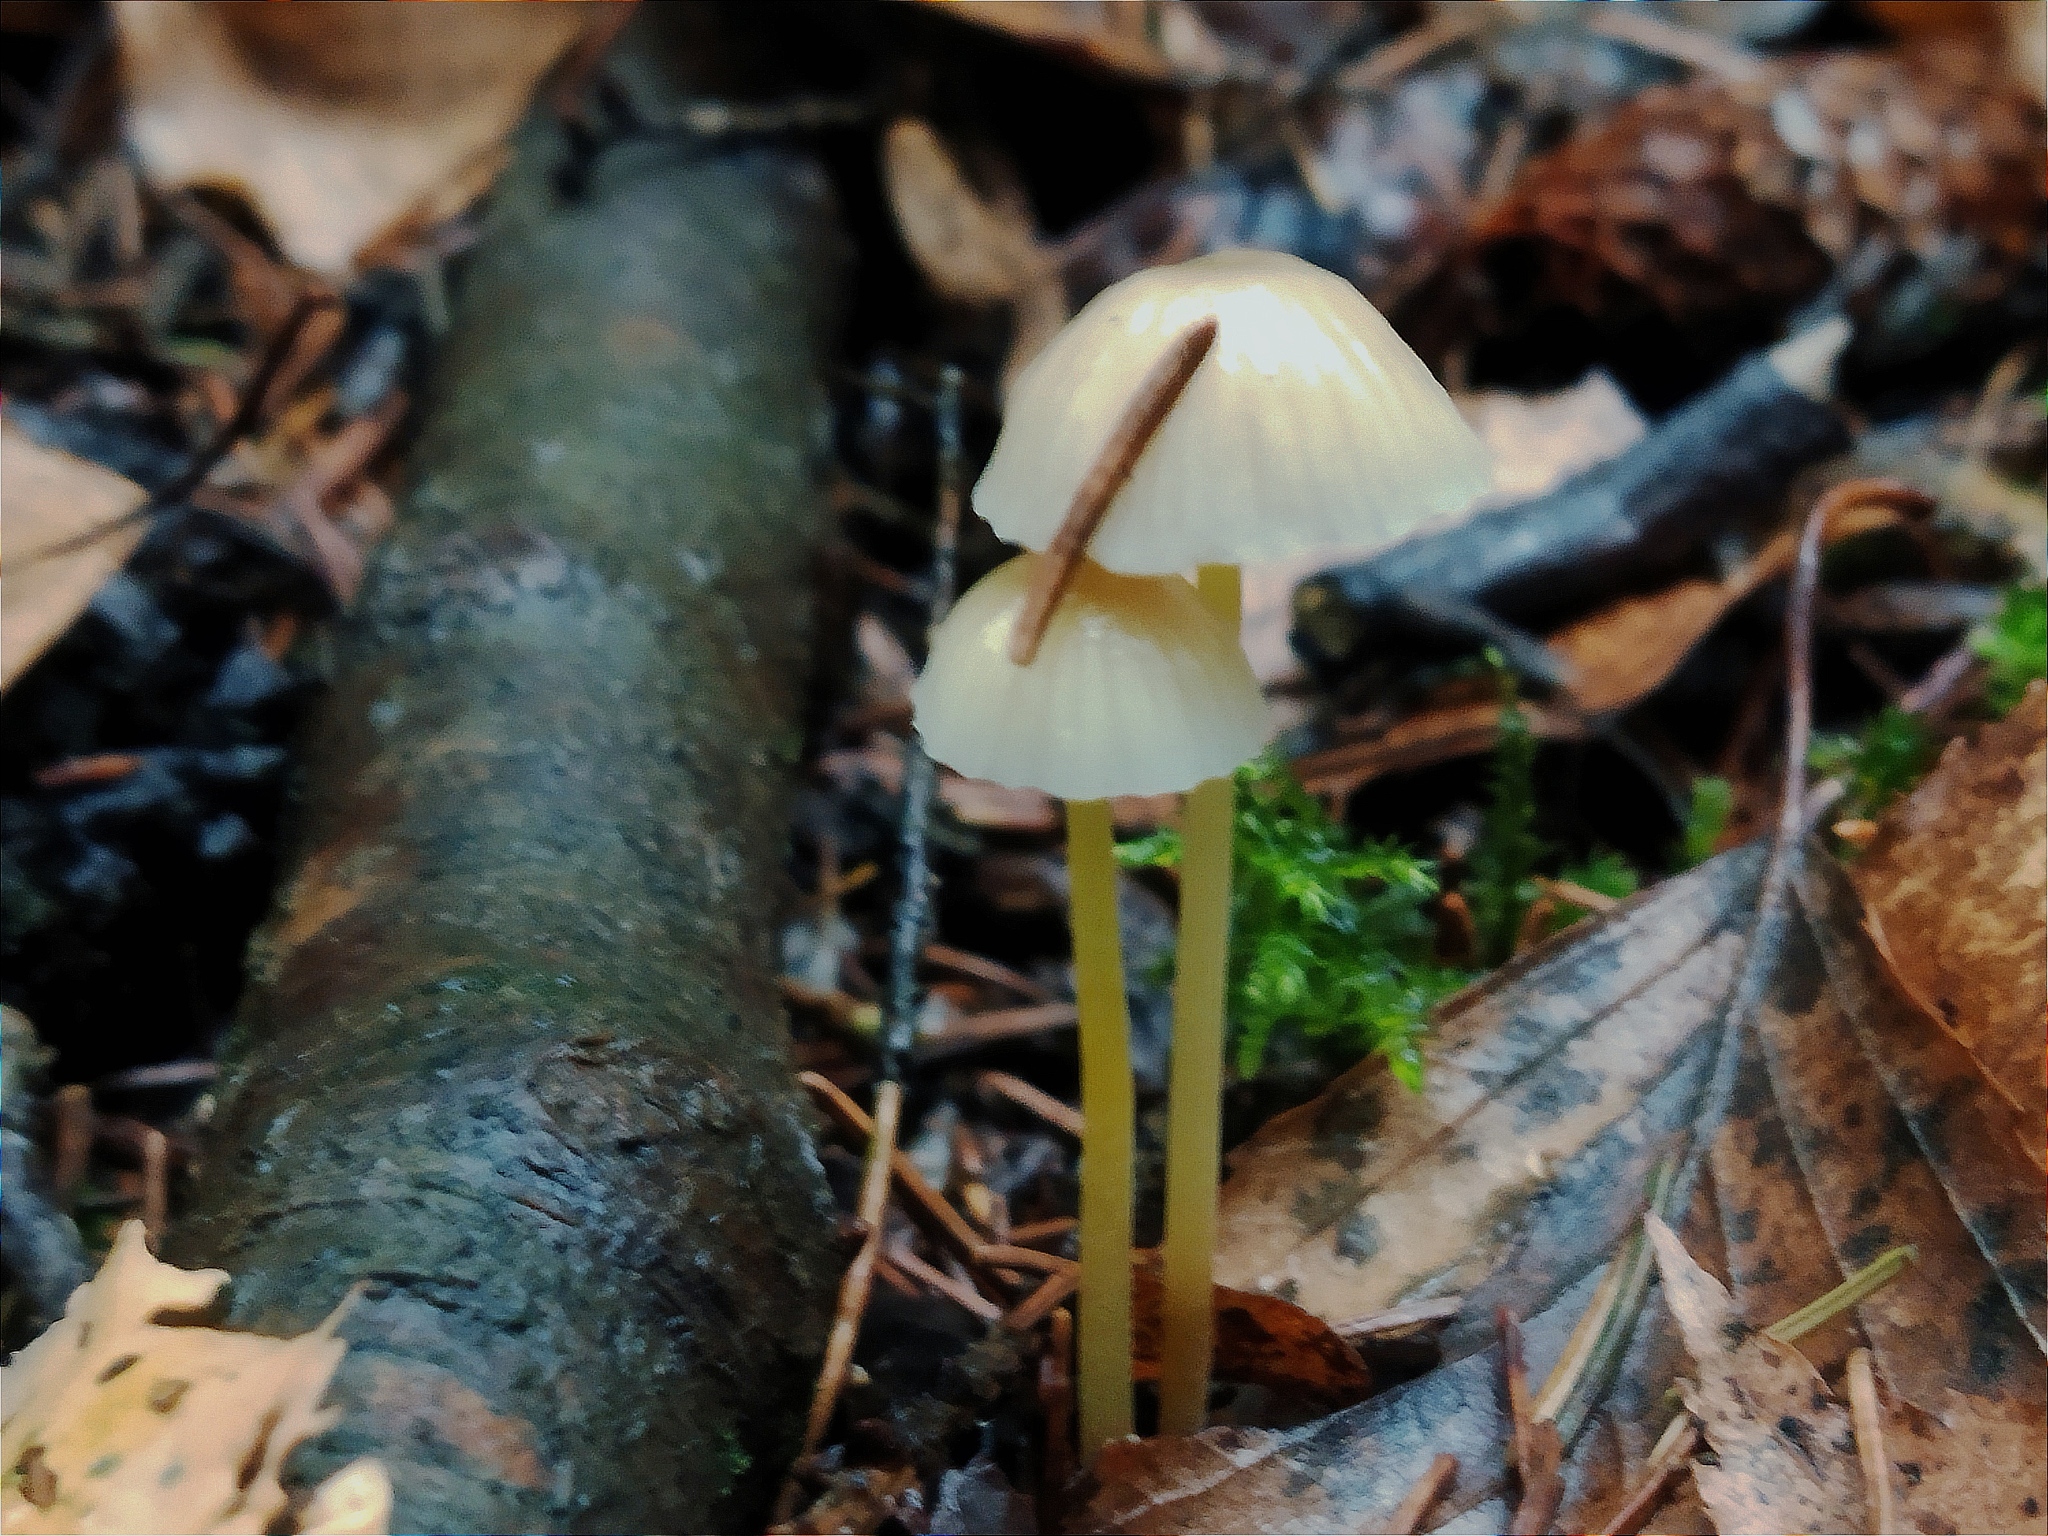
[
  {"x1": 115, "y1": 0, "x2": 591, "y2": 276},
  {"x1": 1131, "y1": 1261, "x2": 1370, "y2": 1409}
]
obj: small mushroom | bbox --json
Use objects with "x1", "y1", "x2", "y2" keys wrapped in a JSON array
[
  {"x1": 912, "y1": 551, "x2": 1266, "y2": 1458},
  {"x1": 974, "y1": 249, "x2": 1490, "y2": 1434}
]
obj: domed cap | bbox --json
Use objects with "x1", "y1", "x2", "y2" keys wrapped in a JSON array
[
  {"x1": 911, "y1": 554, "x2": 1269, "y2": 801},
  {"x1": 974, "y1": 249, "x2": 1490, "y2": 573}
]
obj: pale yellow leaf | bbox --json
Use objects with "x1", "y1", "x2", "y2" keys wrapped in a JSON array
[
  {"x1": 1, "y1": 420, "x2": 149, "y2": 692},
  {"x1": 0, "y1": 1221, "x2": 386, "y2": 1535}
]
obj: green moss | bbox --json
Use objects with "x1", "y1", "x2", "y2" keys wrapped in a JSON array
[
  {"x1": 716, "y1": 1428, "x2": 753, "y2": 1500},
  {"x1": 1810, "y1": 705, "x2": 1941, "y2": 826},
  {"x1": 1971, "y1": 583, "x2": 2046, "y2": 716},
  {"x1": 1677, "y1": 777, "x2": 1734, "y2": 870},
  {"x1": 1466, "y1": 656, "x2": 1547, "y2": 966},
  {"x1": 1118, "y1": 753, "x2": 1462, "y2": 1088}
]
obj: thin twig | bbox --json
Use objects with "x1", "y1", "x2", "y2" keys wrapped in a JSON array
[
  {"x1": 1536, "y1": 876, "x2": 1621, "y2": 914},
  {"x1": 22, "y1": 294, "x2": 343, "y2": 569},
  {"x1": 160, "y1": 293, "x2": 344, "y2": 509},
  {"x1": 1386, "y1": 1453, "x2": 1459, "y2": 1536},
  {"x1": 976, "y1": 1070, "x2": 1084, "y2": 1139},
  {"x1": 1846, "y1": 1348, "x2": 1895, "y2": 1536},
  {"x1": 911, "y1": 1002, "x2": 1079, "y2": 1061},
  {"x1": 783, "y1": 369, "x2": 988, "y2": 1523},
  {"x1": 1665, "y1": 482, "x2": 1924, "y2": 1230},
  {"x1": 1008, "y1": 1217, "x2": 1078, "y2": 1250},
  {"x1": 1334, "y1": 7, "x2": 1484, "y2": 92},
  {"x1": 1007, "y1": 317, "x2": 1218, "y2": 665},
  {"x1": 881, "y1": 365, "x2": 966, "y2": 1080},
  {"x1": 1896, "y1": 641, "x2": 1980, "y2": 717},
  {"x1": 801, "y1": 1071, "x2": 989, "y2": 1275}
]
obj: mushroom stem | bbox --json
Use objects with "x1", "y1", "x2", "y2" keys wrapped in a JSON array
[
  {"x1": 1064, "y1": 796, "x2": 1137, "y2": 1457},
  {"x1": 1157, "y1": 562, "x2": 1243, "y2": 1436}
]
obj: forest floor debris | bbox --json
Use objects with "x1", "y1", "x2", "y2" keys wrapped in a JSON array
[{"x1": 1, "y1": 3, "x2": 2042, "y2": 1533}]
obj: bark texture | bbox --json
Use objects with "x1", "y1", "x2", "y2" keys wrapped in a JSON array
[{"x1": 167, "y1": 106, "x2": 844, "y2": 1534}]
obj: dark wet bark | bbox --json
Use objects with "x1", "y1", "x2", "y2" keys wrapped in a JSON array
[{"x1": 167, "y1": 89, "x2": 845, "y2": 1536}]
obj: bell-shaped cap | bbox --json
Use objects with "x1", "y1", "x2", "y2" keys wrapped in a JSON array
[
  {"x1": 912, "y1": 554, "x2": 1269, "y2": 800},
  {"x1": 974, "y1": 249, "x2": 1490, "y2": 573}
]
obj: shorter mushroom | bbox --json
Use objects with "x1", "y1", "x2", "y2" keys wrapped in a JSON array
[{"x1": 912, "y1": 551, "x2": 1268, "y2": 1457}]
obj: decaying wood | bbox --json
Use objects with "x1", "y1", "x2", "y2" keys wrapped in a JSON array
[{"x1": 167, "y1": 68, "x2": 846, "y2": 1535}]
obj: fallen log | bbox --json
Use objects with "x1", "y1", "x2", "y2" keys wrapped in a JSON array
[{"x1": 167, "y1": 83, "x2": 844, "y2": 1536}]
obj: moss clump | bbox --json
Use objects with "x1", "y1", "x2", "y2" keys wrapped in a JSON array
[{"x1": 1119, "y1": 753, "x2": 1460, "y2": 1088}]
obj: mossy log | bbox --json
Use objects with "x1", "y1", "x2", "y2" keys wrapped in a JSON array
[{"x1": 167, "y1": 109, "x2": 845, "y2": 1534}]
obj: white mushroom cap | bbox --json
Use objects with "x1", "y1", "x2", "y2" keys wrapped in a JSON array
[
  {"x1": 974, "y1": 249, "x2": 1490, "y2": 573},
  {"x1": 912, "y1": 554, "x2": 1269, "y2": 801}
]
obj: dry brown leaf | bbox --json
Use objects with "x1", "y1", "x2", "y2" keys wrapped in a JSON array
[
  {"x1": 1875, "y1": 1390, "x2": 2048, "y2": 1536},
  {"x1": 1214, "y1": 847, "x2": 1763, "y2": 1334},
  {"x1": 1131, "y1": 1262, "x2": 1371, "y2": 1408},
  {"x1": 1649, "y1": 1215, "x2": 2048, "y2": 1536},
  {"x1": 1645, "y1": 1213, "x2": 1866, "y2": 1535},
  {"x1": 1550, "y1": 497, "x2": 1913, "y2": 716},
  {"x1": 0, "y1": 1220, "x2": 389, "y2": 1535},
  {"x1": 1, "y1": 420, "x2": 149, "y2": 692},
  {"x1": 115, "y1": 1, "x2": 590, "y2": 276},
  {"x1": 880, "y1": 117, "x2": 1069, "y2": 385},
  {"x1": 912, "y1": 1, "x2": 1228, "y2": 84},
  {"x1": 882, "y1": 118, "x2": 1042, "y2": 309},
  {"x1": 1854, "y1": 682, "x2": 2046, "y2": 1167},
  {"x1": 1083, "y1": 818, "x2": 2042, "y2": 1534}
]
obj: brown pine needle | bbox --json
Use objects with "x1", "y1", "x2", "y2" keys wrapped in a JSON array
[
  {"x1": 1005, "y1": 1266, "x2": 1080, "y2": 1331},
  {"x1": 1039, "y1": 1308, "x2": 1076, "y2": 1519},
  {"x1": 799, "y1": 1081, "x2": 902, "y2": 1441},
  {"x1": 802, "y1": 1070, "x2": 986, "y2": 1267},
  {"x1": 1387, "y1": 1453, "x2": 1458, "y2": 1535},
  {"x1": 1007, "y1": 316, "x2": 1219, "y2": 665},
  {"x1": 922, "y1": 942, "x2": 1051, "y2": 1001},
  {"x1": 976, "y1": 1069, "x2": 1084, "y2": 1138},
  {"x1": 1331, "y1": 1296, "x2": 1463, "y2": 1340},
  {"x1": 891, "y1": 1245, "x2": 1004, "y2": 1323},
  {"x1": 138, "y1": 1126, "x2": 169, "y2": 1251},
  {"x1": 1501, "y1": 1308, "x2": 1564, "y2": 1535},
  {"x1": 1598, "y1": 1416, "x2": 1699, "y2": 1536},
  {"x1": 1846, "y1": 1348, "x2": 1895, "y2": 1536}
]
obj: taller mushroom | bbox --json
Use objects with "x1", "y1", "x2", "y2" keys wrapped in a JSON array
[{"x1": 974, "y1": 249, "x2": 1489, "y2": 1434}]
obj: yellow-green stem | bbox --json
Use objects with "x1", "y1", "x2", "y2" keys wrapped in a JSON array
[
  {"x1": 1066, "y1": 797, "x2": 1135, "y2": 1457},
  {"x1": 1157, "y1": 563, "x2": 1242, "y2": 1436}
]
